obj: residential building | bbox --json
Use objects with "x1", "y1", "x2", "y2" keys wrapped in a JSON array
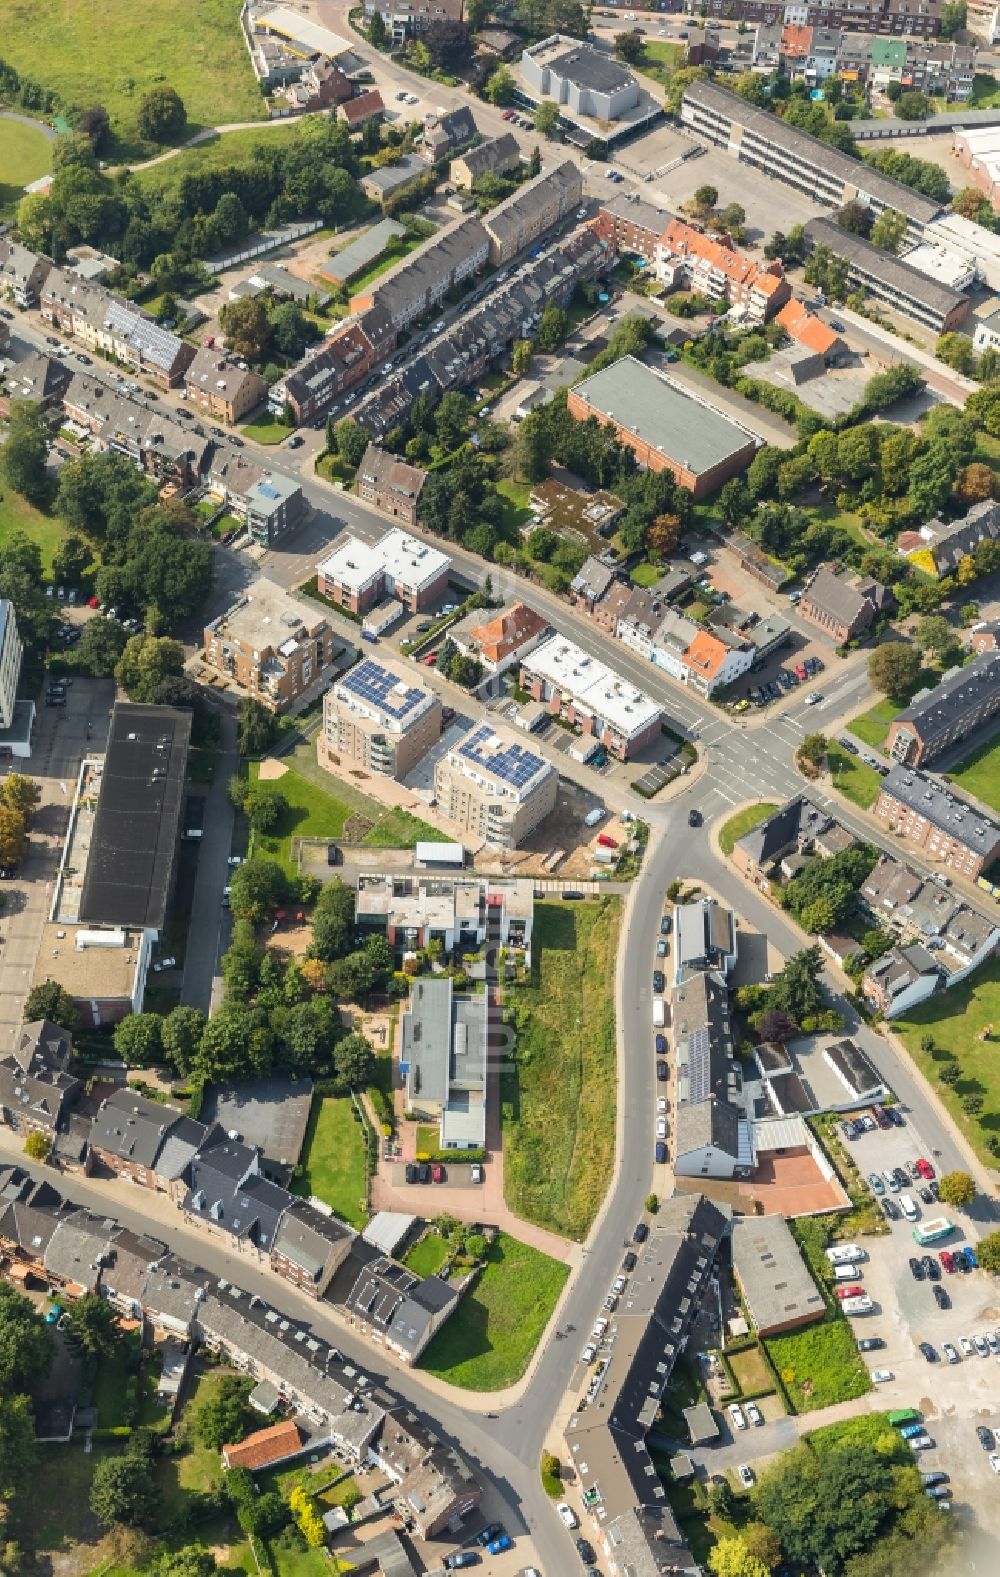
[
  {"x1": 862, "y1": 942, "x2": 941, "y2": 1017},
  {"x1": 885, "y1": 650, "x2": 1000, "y2": 765},
  {"x1": 316, "y1": 528, "x2": 450, "y2": 614},
  {"x1": 207, "y1": 453, "x2": 306, "y2": 547},
  {"x1": 650, "y1": 608, "x2": 702, "y2": 681},
  {"x1": 279, "y1": 53, "x2": 353, "y2": 114},
  {"x1": 434, "y1": 721, "x2": 558, "y2": 847},
  {"x1": 447, "y1": 600, "x2": 550, "y2": 677},
  {"x1": 202, "y1": 581, "x2": 336, "y2": 712},
  {"x1": 592, "y1": 194, "x2": 672, "y2": 262},
  {"x1": 184, "y1": 350, "x2": 266, "y2": 423},
  {"x1": 269, "y1": 1200, "x2": 353, "y2": 1300},
  {"x1": 731, "y1": 1214, "x2": 825, "y2": 1336},
  {"x1": 678, "y1": 627, "x2": 753, "y2": 697},
  {"x1": 339, "y1": 89, "x2": 386, "y2": 131},
  {"x1": 673, "y1": 898, "x2": 737, "y2": 982},
  {"x1": 350, "y1": 217, "x2": 489, "y2": 330},
  {"x1": 798, "y1": 564, "x2": 890, "y2": 642},
  {"x1": 344, "y1": 1247, "x2": 460, "y2": 1363},
  {"x1": 969, "y1": 618, "x2": 1000, "y2": 654},
  {"x1": 222, "y1": 1419, "x2": 304, "y2": 1472},
  {"x1": 681, "y1": 80, "x2": 942, "y2": 238},
  {"x1": 522, "y1": 35, "x2": 641, "y2": 121},
  {"x1": 140, "y1": 1254, "x2": 208, "y2": 1338},
  {"x1": 355, "y1": 443, "x2": 427, "y2": 527},
  {"x1": 732, "y1": 796, "x2": 847, "y2": 892},
  {"x1": 655, "y1": 219, "x2": 791, "y2": 322},
  {"x1": 480, "y1": 161, "x2": 583, "y2": 266},
  {"x1": 358, "y1": 153, "x2": 427, "y2": 207},
  {"x1": 567, "y1": 355, "x2": 761, "y2": 500},
  {"x1": 569, "y1": 555, "x2": 622, "y2": 611},
  {"x1": 520, "y1": 633, "x2": 663, "y2": 759},
  {"x1": 78, "y1": 702, "x2": 191, "y2": 934},
  {"x1": 355, "y1": 872, "x2": 534, "y2": 959},
  {"x1": 363, "y1": 0, "x2": 466, "y2": 43},
  {"x1": 450, "y1": 133, "x2": 521, "y2": 190},
  {"x1": 88, "y1": 1088, "x2": 188, "y2": 1188},
  {"x1": 0, "y1": 601, "x2": 23, "y2": 732},
  {"x1": 321, "y1": 656, "x2": 442, "y2": 781},
  {"x1": 0, "y1": 240, "x2": 51, "y2": 306},
  {"x1": 974, "y1": 304, "x2": 1000, "y2": 353},
  {"x1": 32, "y1": 922, "x2": 155, "y2": 1032},
  {"x1": 99, "y1": 1228, "x2": 167, "y2": 1319},
  {"x1": 417, "y1": 105, "x2": 477, "y2": 163},
  {"x1": 563, "y1": 1195, "x2": 727, "y2": 1576},
  {"x1": 401, "y1": 976, "x2": 487, "y2": 1151},
  {"x1": 802, "y1": 217, "x2": 969, "y2": 332},
  {"x1": 96, "y1": 299, "x2": 195, "y2": 387},
  {"x1": 371, "y1": 1408, "x2": 481, "y2": 1535},
  {"x1": 272, "y1": 310, "x2": 389, "y2": 425},
  {"x1": 44, "y1": 1210, "x2": 118, "y2": 1295},
  {"x1": 874, "y1": 767, "x2": 1000, "y2": 878},
  {"x1": 0, "y1": 348, "x2": 71, "y2": 414},
  {"x1": 861, "y1": 853, "x2": 925, "y2": 918},
  {"x1": 898, "y1": 498, "x2": 1000, "y2": 576},
  {"x1": 0, "y1": 1020, "x2": 79, "y2": 1140},
  {"x1": 183, "y1": 1135, "x2": 291, "y2": 1261},
  {"x1": 776, "y1": 298, "x2": 846, "y2": 359}
]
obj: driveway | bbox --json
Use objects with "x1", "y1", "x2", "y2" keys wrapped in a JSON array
[{"x1": 181, "y1": 709, "x2": 237, "y2": 1013}]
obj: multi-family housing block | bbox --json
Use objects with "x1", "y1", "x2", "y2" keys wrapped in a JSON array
[
  {"x1": 874, "y1": 766, "x2": 1000, "y2": 878},
  {"x1": 520, "y1": 634, "x2": 663, "y2": 759},
  {"x1": 885, "y1": 651, "x2": 1000, "y2": 765},
  {"x1": 433, "y1": 722, "x2": 558, "y2": 847},
  {"x1": 316, "y1": 528, "x2": 450, "y2": 614},
  {"x1": 656, "y1": 219, "x2": 791, "y2": 321},
  {"x1": 202, "y1": 581, "x2": 337, "y2": 711},
  {"x1": 355, "y1": 443, "x2": 426, "y2": 527},
  {"x1": 321, "y1": 655, "x2": 442, "y2": 781}
]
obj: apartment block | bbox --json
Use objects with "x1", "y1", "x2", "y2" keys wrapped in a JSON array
[
  {"x1": 363, "y1": 0, "x2": 465, "y2": 44},
  {"x1": 206, "y1": 452, "x2": 305, "y2": 547},
  {"x1": 0, "y1": 601, "x2": 23, "y2": 732},
  {"x1": 184, "y1": 349, "x2": 266, "y2": 423},
  {"x1": 350, "y1": 217, "x2": 489, "y2": 331},
  {"x1": 480, "y1": 161, "x2": 583, "y2": 266},
  {"x1": 520, "y1": 633, "x2": 663, "y2": 759},
  {"x1": 874, "y1": 767, "x2": 1000, "y2": 879},
  {"x1": 699, "y1": 0, "x2": 943, "y2": 35},
  {"x1": 591, "y1": 193, "x2": 671, "y2": 262},
  {"x1": 355, "y1": 873, "x2": 534, "y2": 959},
  {"x1": 450, "y1": 133, "x2": 521, "y2": 190},
  {"x1": 0, "y1": 240, "x2": 51, "y2": 306},
  {"x1": 202, "y1": 581, "x2": 336, "y2": 711},
  {"x1": 434, "y1": 722, "x2": 558, "y2": 848},
  {"x1": 679, "y1": 627, "x2": 753, "y2": 697},
  {"x1": 272, "y1": 309, "x2": 391, "y2": 425},
  {"x1": 655, "y1": 219, "x2": 791, "y2": 322},
  {"x1": 803, "y1": 217, "x2": 968, "y2": 332},
  {"x1": 355, "y1": 443, "x2": 426, "y2": 527},
  {"x1": 321, "y1": 655, "x2": 441, "y2": 780},
  {"x1": 316, "y1": 529, "x2": 450, "y2": 614},
  {"x1": 886, "y1": 650, "x2": 1000, "y2": 765}
]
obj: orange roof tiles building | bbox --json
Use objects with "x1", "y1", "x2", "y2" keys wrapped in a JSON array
[
  {"x1": 655, "y1": 219, "x2": 791, "y2": 322},
  {"x1": 222, "y1": 1419, "x2": 303, "y2": 1472},
  {"x1": 776, "y1": 299, "x2": 845, "y2": 359},
  {"x1": 679, "y1": 628, "x2": 754, "y2": 697},
  {"x1": 449, "y1": 599, "x2": 551, "y2": 675}
]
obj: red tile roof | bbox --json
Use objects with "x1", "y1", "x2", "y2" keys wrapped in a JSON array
[
  {"x1": 777, "y1": 300, "x2": 840, "y2": 356},
  {"x1": 222, "y1": 1419, "x2": 302, "y2": 1472}
]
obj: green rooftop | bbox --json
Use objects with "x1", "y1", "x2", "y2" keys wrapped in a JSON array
[{"x1": 870, "y1": 39, "x2": 907, "y2": 68}]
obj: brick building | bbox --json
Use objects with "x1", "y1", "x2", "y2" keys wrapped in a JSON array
[
  {"x1": 874, "y1": 767, "x2": 1000, "y2": 878},
  {"x1": 886, "y1": 651, "x2": 1000, "y2": 765},
  {"x1": 202, "y1": 581, "x2": 337, "y2": 711},
  {"x1": 316, "y1": 529, "x2": 450, "y2": 614},
  {"x1": 355, "y1": 443, "x2": 427, "y2": 527}
]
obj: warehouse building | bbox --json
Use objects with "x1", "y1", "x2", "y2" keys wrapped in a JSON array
[{"x1": 731, "y1": 1214, "x2": 825, "y2": 1337}]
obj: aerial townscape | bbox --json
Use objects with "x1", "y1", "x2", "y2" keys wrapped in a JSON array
[{"x1": 7, "y1": 3, "x2": 1000, "y2": 1577}]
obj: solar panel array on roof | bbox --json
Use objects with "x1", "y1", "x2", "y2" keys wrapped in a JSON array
[
  {"x1": 684, "y1": 1027, "x2": 712, "y2": 1105},
  {"x1": 458, "y1": 723, "x2": 546, "y2": 789},
  {"x1": 341, "y1": 658, "x2": 428, "y2": 720}
]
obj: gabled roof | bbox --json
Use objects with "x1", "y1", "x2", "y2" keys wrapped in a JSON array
[
  {"x1": 222, "y1": 1419, "x2": 303, "y2": 1471},
  {"x1": 90, "y1": 1087, "x2": 184, "y2": 1169},
  {"x1": 777, "y1": 299, "x2": 841, "y2": 355},
  {"x1": 459, "y1": 600, "x2": 549, "y2": 665}
]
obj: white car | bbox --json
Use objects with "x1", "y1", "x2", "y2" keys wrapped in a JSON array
[
  {"x1": 556, "y1": 1502, "x2": 579, "y2": 1529},
  {"x1": 942, "y1": 1343, "x2": 959, "y2": 1364},
  {"x1": 961, "y1": 1337, "x2": 975, "y2": 1356},
  {"x1": 805, "y1": 692, "x2": 822, "y2": 705},
  {"x1": 657, "y1": 1097, "x2": 668, "y2": 1114},
  {"x1": 581, "y1": 1344, "x2": 596, "y2": 1365},
  {"x1": 746, "y1": 1402, "x2": 763, "y2": 1425},
  {"x1": 613, "y1": 1275, "x2": 627, "y2": 1295},
  {"x1": 470, "y1": 1163, "x2": 483, "y2": 1184},
  {"x1": 656, "y1": 1117, "x2": 667, "y2": 1139},
  {"x1": 728, "y1": 1403, "x2": 746, "y2": 1431},
  {"x1": 871, "y1": 1369, "x2": 894, "y2": 1383},
  {"x1": 975, "y1": 1335, "x2": 990, "y2": 1357},
  {"x1": 738, "y1": 1464, "x2": 755, "y2": 1488},
  {"x1": 227, "y1": 855, "x2": 243, "y2": 866},
  {"x1": 991, "y1": 1455, "x2": 1000, "y2": 1475},
  {"x1": 152, "y1": 956, "x2": 176, "y2": 973}
]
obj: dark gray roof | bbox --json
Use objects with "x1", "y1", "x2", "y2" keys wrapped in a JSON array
[
  {"x1": 548, "y1": 42, "x2": 636, "y2": 94},
  {"x1": 865, "y1": 945, "x2": 940, "y2": 1002},
  {"x1": 271, "y1": 1201, "x2": 353, "y2": 1279},
  {"x1": 824, "y1": 1038, "x2": 885, "y2": 1096},
  {"x1": 153, "y1": 1116, "x2": 215, "y2": 1181},
  {"x1": 881, "y1": 766, "x2": 1000, "y2": 853},
  {"x1": 90, "y1": 1088, "x2": 185, "y2": 1169},
  {"x1": 100, "y1": 1228, "x2": 166, "y2": 1304},
  {"x1": 571, "y1": 356, "x2": 758, "y2": 478},
  {"x1": 731, "y1": 1214, "x2": 825, "y2": 1333},
  {"x1": 735, "y1": 796, "x2": 832, "y2": 869},
  {"x1": 140, "y1": 1254, "x2": 208, "y2": 1328},
  {"x1": 44, "y1": 1210, "x2": 117, "y2": 1290},
  {"x1": 802, "y1": 565, "x2": 883, "y2": 627},
  {"x1": 674, "y1": 1096, "x2": 742, "y2": 1160},
  {"x1": 943, "y1": 904, "x2": 998, "y2": 957},
  {"x1": 184, "y1": 1144, "x2": 291, "y2": 1252},
  {"x1": 803, "y1": 217, "x2": 967, "y2": 317},
  {"x1": 0, "y1": 1021, "x2": 79, "y2": 1132},
  {"x1": 893, "y1": 651, "x2": 1000, "y2": 748}
]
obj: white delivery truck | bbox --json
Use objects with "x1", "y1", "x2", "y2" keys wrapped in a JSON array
[
  {"x1": 826, "y1": 1243, "x2": 865, "y2": 1265},
  {"x1": 653, "y1": 999, "x2": 666, "y2": 1029}
]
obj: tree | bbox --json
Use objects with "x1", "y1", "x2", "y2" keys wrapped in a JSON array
[
  {"x1": 838, "y1": 200, "x2": 873, "y2": 238},
  {"x1": 870, "y1": 208, "x2": 907, "y2": 253},
  {"x1": 955, "y1": 461, "x2": 998, "y2": 507},
  {"x1": 161, "y1": 1005, "x2": 207, "y2": 1075},
  {"x1": 244, "y1": 785, "x2": 287, "y2": 833},
  {"x1": 0, "y1": 1393, "x2": 36, "y2": 1500},
  {"x1": 150, "y1": 1552, "x2": 218, "y2": 1577},
  {"x1": 77, "y1": 104, "x2": 111, "y2": 151},
  {"x1": 136, "y1": 85, "x2": 187, "y2": 143},
  {"x1": 935, "y1": 331, "x2": 976, "y2": 375},
  {"x1": 693, "y1": 183, "x2": 718, "y2": 217},
  {"x1": 434, "y1": 391, "x2": 471, "y2": 451},
  {"x1": 536, "y1": 304, "x2": 569, "y2": 353},
  {"x1": 937, "y1": 1171, "x2": 976, "y2": 1209},
  {"x1": 867, "y1": 641, "x2": 921, "y2": 696},
  {"x1": 0, "y1": 401, "x2": 49, "y2": 505},
  {"x1": 752, "y1": 1441, "x2": 896, "y2": 1571},
  {"x1": 796, "y1": 731, "x2": 828, "y2": 770},
  {"x1": 758, "y1": 1007, "x2": 799, "y2": 1043},
  {"x1": 647, "y1": 514, "x2": 682, "y2": 556},
  {"x1": 940, "y1": 1, "x2": 967, "y2": 36},
  {"x1": 977, "y1": 1228, "x2": 1000, "y2": 1273},
  {"x1": 113, "y1": 1013, "x2": 164, "y2": 1065},
  {"x1": 368, "y1": 9, "x2": 387, "y2": 46},
  {"x1": 512, "y1": 339, "x2": 533, "y2": 376},
  {"x1": 741, "y1": 1523, "x2": 782, "y2": 1570},
  {"x1": 708, "y1": 1539, "x2": 770, "y2": 1577},
  {"x1": 62, "y1": 1292, "x2": 123, "y2": 1359},
  {"x1": 24, "y1": 1128, "x2": 51, "y2": 1162},
  {"x1": 0, "y1": 1281, "x2": 53, "y2": 1394},
  {"x1": 334, "y1": 1031, "x2": 375, "y2": 1089},
  {"x1": 75, "y1": 615, "x2": 127, "y2": 678},
  {"x1": 289, "y1": 1484, "x2": 326, "y2": 1548},
  {"x1": 614, "y1": 29, "x2": 645, "y2": 64},
  {"x1": 914, "y1": 615, "x2": 960, "y2": 663},
  {"x1": 424, "y1": 19, "x2": 470, "y2": 70},
  {"x1": 114, "y1": 634, "x2": 185, "y2": 702},
  {"x1": 534, "y1": 100, "x2": 559, "y2": 136},
  {"x1": 24, "y1": 978, "x2": 79, "y2": 1032},
  {"x1": 963, "y1": 1093, "x2": 983, "y2": 1115},
  {"x1": 465, "y1": 0, "x2": 489, "y2": 27},
  {"x1": 229, "y1": 857, "x2": 286, "y2": 924},
  {"x1": 485, "y1": 66, "x2": 515, "y2": 106},
  {"x1": 219, "y1": 296, "x2": 271, "y2": 361},
  {"x1": 90, "y1": 1453, "x2": 160, "y2": 1527},
  {"x1": 0, "y1": 773, "x2": 40, "y2": 823},
  {"x1": 238, "y1": 697, "x2": 280, "y2": 757},
  {"x1": 195, "y1": 1374, "x2": 253, "y2": 1450},
  {"x1": 528, "y1": 142, "x2": 541, "y2": 177},
  {"x1": 0, "y1": 806, "x2": 26, "y2": 867},
  {"x1": 52, "y1": 534, "x2": 92, "y2": 587},
  {"x1": 896, "y1": 90, "x2": 932, "y2": 120},
  {"x1": 767, "y1": 947, "x2": 826, "y2": 1023},
  {"x1": 335, "y1": 417, "x2": 369, "y2": 468}
]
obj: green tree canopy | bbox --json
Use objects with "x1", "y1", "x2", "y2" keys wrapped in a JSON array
[
  {"x1": 194, "y1": 1374, "x2": 254, "y2": 1451},
  {"x1": 23, "y1": 978, "x2": 79, "y2": 1032},
  {"x1": 867, "y1": 640, "x2": 921, "y2": 696}
]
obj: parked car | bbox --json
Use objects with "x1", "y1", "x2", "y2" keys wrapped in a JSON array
[
  {"x1": 838, "y1": 736, "x2": 859, "y2": 755},
  {"x1": 728, "y1": 1403, "x2": 747, "y2": 1431},
  {"x1": 881, "y1": 1198, "x2": 900, "y2": 1220},
  {"x1": 868, "y1": 1173, "x2": 885, "y2": 1195},
  {"x1": 858, "y1": 1337, "x2": 885, "y2": 1352},
  {"x1": 557, "y1": 1503, "x2": 579, "y2": 1529},
  {"x1": 746, "y1": 1402, "x2": 763, "y2": 1425},
  {"x1": 871, "y1": 1369, "x2": 894, "y2": 1383},
  {"x1": 933, "y1": 1284, "x2": 950, "y2": 1310},
  {"x1": 475, "y1": 1523, "x2": 503, "y2": 1548},
  {"x1": 443, "y1": 1554, "x2": 479, "y2": 1571},
  {"x1": 837, "y1": 1285, "x2": 864, "y2": 1300},
  {"x1": 417, "y1": 1162, "x2": 430, "y2": 1183},
  {"x1": 654, "y1": 1033, "x2": 666, "y2": 1054},
  {"x1": 687, "y1": 808, "x2": 701, "y2": 827},
  {"x1": 633, "y1": 1221, "x2": 648, "y2": 1243},
  {"x1": 916, "y1": 1157, "x2": 935, "y2": 1180},
  {"x1": 654, "y1": 1141, "x2": 667, "y2": 1164},
  {"x1": 977, "y1": 1425, "x2": 995, "y2": 1450},
  {"x1": 943, "y1": 1343, "x2": 959, "y2": 1364},
  {"x1": 841, "y1": 1120, "x2": 857, "y2": 1141},
  {"x1": 152, "y1": 956, "x2": 176, "y2": 973},
  {"x1": 922, "y1": 1255, "x2": 940, "y2": 1281},
  {"x1": 909, "y1": 1257, "x2": 926, "y2": 1281},
  {"x1": 575, "y1": 1537, "x2": 596, "y2": 1565},
  {"x1": 974, "y1": 1334, "x2": 989, "y2": 1357},
  {"x1": 431, "y1": 1163, "x2": 445, "y2": 1183},
  {"x1": 918, "y1": 1342, "x2": 937, "y2": 1362},
  {"x1": 656, "y1": 1060, "x2": 668, "y2": 1081},
  {"x1": 939, "y1": 1251, "x2": 956, "y2": 1273},
  {"x1": 470, "y1": 1163, "x2": 483, "y2": 1184},
  {"x1": 737, "y1": 1465, "x2": 755, "y2": 1488},
  {"x1": 652, "y1": 970, "x2": 665, "y2": 993},
  {"x1": 622, "y1": 1251, "x2": 637, "y2": 1272}
]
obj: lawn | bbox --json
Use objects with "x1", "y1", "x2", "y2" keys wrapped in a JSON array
[
  {"x1": 2, "y1": 0, "x2": 265, "y2": 155},
  {"x1": 248, "y1": 753, "x2": 445, "y2": 874},
  {"x1": 718, "y1": 802, "x2": 778, "y2": 858},
  {"x1": 340, "y1": 228, "x2": 435, "y2": 294},
  {"x1": 848, "y1": 696, "x2": 901, "y2": 750},
  {"x1": 764, "y1": 1315, "x2": 872, "y2": 1413},
  {"x1": 502, "y1": 898, "x2": 620, "y2": 1241},
  {"x1": 419, "y1": 1232, "x2": 569, "y2": 1390},
  {"x1": 496, "y1": 477, "x2": 534, "y2": 534},
  {"x1": 292, "y1": 1094, "x2": 369, "y2": 1228},
  {"x1": 0, "y1": 117, "x2": 52, "y2": 216},
  {"x1": 827, "y1": 743, "x2": 882, "y2": 810},
  {"x1": 404, "y1": 1231, "x2": 450, "y2": 1277},
  {"x1": 630, "y1": 560, "x2": 663, "y2": 588},
  {"x1": 131, "y1": 120, "x2": 302, "y2": 195},
  {"x1": 0, "y1": 487, "x2": 69, "y2": 573},
  {"x1": 92, "y1": 1328, "x2": 142, "y2": 1426},
  {"x1": 968, "y1": 71, "x2": 1000, "y2": 109},
  {"x1": 948, "y1": 733, "x2": 1000, "y2": 816},
  {"x1": 635, "y1": 39, "x2": 685, "y2": 88},
  {"x1": 895, "y1": 957, "x2": 1000, "y2": 1165},
  {"x1": 243, "y1": 418, "x2": 293, "y2": 446},
  {"x1": 727, "y1": 1344, "x2": 777, "y2": 1399}
]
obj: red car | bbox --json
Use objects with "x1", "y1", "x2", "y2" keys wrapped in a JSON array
[
  {"x1": 597, "y1": 833, "x2": 618, "y2": 848},
  {"x1": 88, "y1": 595, "x2": 100, "y2": 609},
  {"x1": 431, "y1": 1163, "x2": 445, "y2": 1183},
  {"x1": 794, "y1": 664, "x2": 808, "y2": 682},
  {"x1": 423, "y1": 652, "x2": 437, "y2": 666},
  {"x1": 836, "y1": 1284, "x2": 864, "y2": 1300},
  {"x1": 916, "y1": 1158, "x2": 935, "y2": 1180},
  {"x1": 939, "y1": 1251, "x2": 955, "y2": 1274}
]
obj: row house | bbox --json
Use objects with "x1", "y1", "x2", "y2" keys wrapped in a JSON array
[
  {"x1": 700, "y1": 0, "x2": 944, "y2": 37},
  {"x1": 0, "y1": 240, "x2": 51, "y2": 306},
  {"x1": 591, "y1": 193, "x2": 672, "y2": 263},
  {"x1": 184, "y1": 349, "x2": 267, "y2": 423},
  {"x1": 655, "y1": 218, "x2": 791, "y2": 322},
  {"x1": 89, "y1": 1087, "x2": 213, "y2": 1201},
  {"x1": 344, "y1": 1250, "x2": 459, "y2": 1365},
  {"x1": 479, "y1": 160, "x2": 583, "y2": 267},
  {"x1": 874, "y1": 766, "x2": 1000, "y2": 879},
  {"x1": 272, "y1": 308, "x2": 393, "y2": 425},
  {"x1": 350, "y1": 216, "x2": 490, "y2": 332},
  {"x1": 0, "y1": 1020, "x2": 79, "y2": 1142},
  {"x1": 38, "y1": 271, "x2": 194, "y2": 387}
]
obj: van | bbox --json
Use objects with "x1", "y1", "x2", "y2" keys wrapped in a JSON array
[
  {"x1": 653, "y1": 999, "x2": 666, "y2": 1029},
  {"x1": 834, "y1": 1263, "x2": 861, "y2": 1283},
  {"x1": 826, "y1": 1244, "x2": 865, "y2": 1265},
  {"x1": 842, "y1": 1294, "x2": 873, "y2": 1315},
  {"x1": 900, "y1": 1194, "x2": 918, "y2": 1221}
]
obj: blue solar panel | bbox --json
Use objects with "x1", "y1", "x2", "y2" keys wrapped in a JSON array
[
  {"x1": 343, "y1": 658, "x2": 426, "y2": 720},
  {"x1": 458, "y1": 725, "x2": 546, "y2": 789}
]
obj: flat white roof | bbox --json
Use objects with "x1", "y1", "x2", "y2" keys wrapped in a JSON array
[
  {"x1": 317, "y1": 528, "x2": 450, "y2": 596},
  {"x1": 523, "y1": 634, "x2": 661, "y2": 739},
  {"x1": 902, "y1": 243, "x2": 974, "y2": 289},
  {"x1": 317, "y1": 534, "x2": 386, "y2": 595}
]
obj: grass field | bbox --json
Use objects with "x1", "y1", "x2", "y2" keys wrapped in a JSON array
[
  {"x1": 249, "y1": 752, "x2": 444, "y2": 873},
  {"x1": 948, "y1": 734, "x2": 1000, "y2": 816},
  {"x1": 0, "y1": 117, "x2": 52, "y2": 215},
  {"x1": 404, "y1": 1231, "x2": 451, "y2": 1278},
  {"x1": 292, "y1": 1094, "x2": 369, "y2": 1228},
  {"x1": 502, "y1": 898, "x2": 619, "y2": 1241},
  {"x1": 419, "y1": 1232, "x2": 569, "y2": 1389},
  {"x1": 827, "y1": 743, "x2": 881, "y2": 809},
  {"x1": 0, "y1": 488, "x2": 69, "y2": 573},
  {"x1": 848, "y1": 696, "x2": 900, "y2": 749},
  {"x1": 765, "y1": 1316, "x2": 872, "y2": 1413},
  {"x1": 339, "y1": 228, "x2": 434, "y2": 294},
  {"x1": 635, "y1": 40, "x2": 685, "y2": 88},
  {"x1": 3, "y1": 0, "x2": 264, "y2": 154},
  {"x1": 495, "y1": 477, "x2": 534, "y2": 534},
  {"x1": 243, "y1": 418, "x2": 293, "y2": 445},
  {"x1": 718, "y1": 802, "x2": 778, "y2": 858},
  {"x1": 131, "y1": 120, "x2": 308, "y2": 192},
  {"x1": 630, "y1": 560, "x2": 663, "y2": 587},
  {"x1": 727, "y1": 1344, "x2": 777, "y2": 1399},
  {"x1": 895, "y1": 958, "x2": 1000, "y2": 1165}
]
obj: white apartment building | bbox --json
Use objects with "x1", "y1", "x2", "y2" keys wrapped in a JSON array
[{"x1": 434, "y1": 723, "x2": 558, "y2": 849}]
